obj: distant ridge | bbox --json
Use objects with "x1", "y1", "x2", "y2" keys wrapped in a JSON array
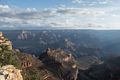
[{"x1": 1, "y1": 27, "x2": 120, "y2": 30}]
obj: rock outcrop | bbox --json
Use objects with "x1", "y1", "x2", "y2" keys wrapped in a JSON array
[
  {"x1": 0, "y1": 65, "x2": 23, "y2": 80},
  {"x1": 17, "y1": 30, "x2": 35, "y2": 40},
  {"x1": 39, "y1": 48, "x2": 79, "y2": 80},
  {"x1": 21, "y1": 55, "x2": 33, "y2": 69},
  {"x1": 0, "y1": 32, "x2": 12, "y2": 50}
]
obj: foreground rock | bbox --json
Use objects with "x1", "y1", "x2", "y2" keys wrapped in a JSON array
[
  {"x1": 0, "y1": 32, "x2": 12, "y2": 51},
  {"x1": 0, "y1": 65, "x2": 23, "y2": 80}
]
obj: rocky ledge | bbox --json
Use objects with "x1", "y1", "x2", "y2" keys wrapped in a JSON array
[
  {"x1": 0, "y1": 65, "x2": 23, "y2": 80},
  {"x1": 39, "y1": 48, "x2": 79, "y2": 80}
]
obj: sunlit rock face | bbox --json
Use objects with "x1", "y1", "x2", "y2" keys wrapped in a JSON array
[
  {"x1": 0, "y1": 65, "x2": 23, "y2": 80},
  {"x1": 39, "y1": 48, "x2": 79, "y2": 80},
  {"x1": 0, "y1": 32, "x2": 12, "y2": 50}
]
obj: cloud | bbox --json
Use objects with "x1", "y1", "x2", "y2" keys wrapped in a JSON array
[
  {"x1": 0, "y1": 4, "x2": 120, "y2": 29},
  {"x1": 71, "y1": 0, "x2": 114, "y2": 6},
  {"x1": 0, "y1": 5, "x2": 10, "y2": 12},
  {"x1": 56, "y1": 7, "x2": 106, "y2": 17}
]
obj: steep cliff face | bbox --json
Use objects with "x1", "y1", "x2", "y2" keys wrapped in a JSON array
[
  {"x1": 17, "y1": 30, "x2": 35, "y2": 40},
  {"x1": 0, "y1": 32, "x2": 12, "y2": 51},
  {"x1": 0, "y1": 65, "x2": 23, "y2": 80},
  {"x1": 39, "y1": 48, "x2": 79, "y2": 80}
]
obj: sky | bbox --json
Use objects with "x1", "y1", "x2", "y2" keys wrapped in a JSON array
[{"x1": 0, "y1": 0, "x2": 120, "y2": 29}]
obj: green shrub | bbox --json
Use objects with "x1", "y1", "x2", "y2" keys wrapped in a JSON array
[{"x1": 0, "y1": 50, "x2": 21, "y2": 68}]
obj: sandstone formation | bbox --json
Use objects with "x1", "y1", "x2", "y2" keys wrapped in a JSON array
[
  {"x1": 39, "y1": 48, "x2": 79, "y2": 80},
  {"x1": 21, "y1": 55, "x2": 33, "y2": 69},
  {"x1": 0, "y1": 32, "x2": 12, "y2": 50},
  {"x1": 0, "y1": 65, "x2": 23, "y2": 80}
]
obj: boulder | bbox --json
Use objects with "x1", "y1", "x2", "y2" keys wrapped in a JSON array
[{"x1": 0, "y1": 65, "x2": 23, "y2": 80}]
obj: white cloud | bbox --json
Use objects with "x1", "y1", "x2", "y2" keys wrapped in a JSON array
[
  {"x1": 71, "y1": 0, "x2": 114, "y2": 6},
  {"x1": 0, "y1": 4, "x2": 120, "y2": 29},
  {"x1": 72, "y1": 0, "x2": 82, "y2": 3},
  {"x1": 0, "y1": 5, "x2": 10, "y2": 12},
  {"x1": 0, "y1": 5, "x2": 9, "y2": 9}
]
